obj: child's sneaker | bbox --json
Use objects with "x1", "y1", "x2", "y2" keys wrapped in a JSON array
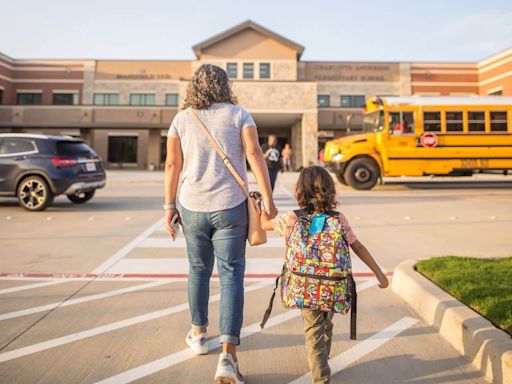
[
  {"x1": 185, "y1": 329, "x2": 208, "y2": 355},
  {"x1": 214, "y1": 352, "x2": 245, "y2": 384}
]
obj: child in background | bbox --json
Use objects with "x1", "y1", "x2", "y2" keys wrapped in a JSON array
[{"x1": 261, "y1": 166, "x2": 389, "y2": 384}]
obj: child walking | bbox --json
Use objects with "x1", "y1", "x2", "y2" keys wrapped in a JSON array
[{"x1": 261, "y1": 166, "x2": 389, "y2": 384}]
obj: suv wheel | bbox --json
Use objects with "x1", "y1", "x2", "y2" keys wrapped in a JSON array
[
  {"x1": 344, "y1": 158, "x2": 380, "y2": 190},
  {"x1": 67, "y1": 190, "x2": 95, "y2": 204},
  {"x1": 17, "y1": 176, "x2": 54, "y2": 211}
]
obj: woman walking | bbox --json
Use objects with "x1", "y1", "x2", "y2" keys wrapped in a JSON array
[{"x1": 164, "y1": 64, "x2": 277, "y2": 384}]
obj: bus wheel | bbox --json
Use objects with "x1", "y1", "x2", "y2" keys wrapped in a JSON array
[
  {"x1": 335, "y1": 172, "x2": 348, "y2": 185},
  {"x1": 344, "y1": 158, "x2": 380, "y2": 190}
]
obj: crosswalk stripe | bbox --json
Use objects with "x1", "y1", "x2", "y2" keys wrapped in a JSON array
[
  {"x1": 102, "y1": 258, "x2": 376, "y2": 275},
  {"x1": 93, "y1": 279, "x2": 378, "y2": 384},
  {"x1": 288, "y1": 316, "x2": 419, "y2": 383},
  {"x1": 0, "y1": 280, "x2": 273, "y2": 364},
  {"x1": 0, "y1": 280, "x2": 68, "y2": 295},
  {"x1": 138, "y1": 237, "x2": 286, "y2": 249},
  {"x1": 0, "y1": 280, "x2": 174, "y2": 322}
]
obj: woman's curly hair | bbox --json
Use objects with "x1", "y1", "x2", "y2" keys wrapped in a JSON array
[
  {"x1": 295, "y1": 166, "x2": 337, "y2": 213},
  {"x1": 181, "y1": 64, "x2": 238, "y2": 110}
]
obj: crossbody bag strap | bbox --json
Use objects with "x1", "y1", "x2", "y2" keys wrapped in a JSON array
[{"x1": 187, "y1": 108, "x2": 249, "y2": 198}]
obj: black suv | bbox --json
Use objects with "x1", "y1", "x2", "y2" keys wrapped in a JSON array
[{"x1": 0, "y1": 134, "x2": 106, "y2": 211}]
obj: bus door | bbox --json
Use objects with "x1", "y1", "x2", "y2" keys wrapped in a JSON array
[{"x1": 385, "y1": 111, "x2": 422, "y2": 175}]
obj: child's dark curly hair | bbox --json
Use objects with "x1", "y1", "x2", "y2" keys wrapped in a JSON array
[{"x1": 295, "y1": 166, "x2": 337, "y2": 213}]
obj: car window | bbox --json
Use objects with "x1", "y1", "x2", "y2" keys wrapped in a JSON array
[
  {"x1": 0, "y1": 139, "x2": 37, "y2": 155},
  {"x1": 56, "y1": 141, "x2": 95, "y2": 156}
]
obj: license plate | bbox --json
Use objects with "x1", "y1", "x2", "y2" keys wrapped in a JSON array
[{"x1": 86, "y1": 162, "x2": 97, "y2": 172}]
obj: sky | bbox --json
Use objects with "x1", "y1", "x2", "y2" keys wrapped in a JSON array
[{"x1": 1, "y1": 0, "x2": 511, "y2": 62}]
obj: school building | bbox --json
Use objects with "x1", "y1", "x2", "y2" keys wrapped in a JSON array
[{"x1": 1, "y1": 20, "x2": 511, "y2": 168}]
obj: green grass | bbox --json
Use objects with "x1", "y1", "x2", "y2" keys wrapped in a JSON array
[{"x1": 416, "y1": 256, "x2": 512, "y2": 335}]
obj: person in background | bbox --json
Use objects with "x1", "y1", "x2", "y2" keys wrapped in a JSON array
[
  {"x1": 281, "y1": 143, "x2": 293, "y2": 172},
  {"x1": 261, "y1": 134, "x2": 281, "y2": 190},
  {"x1": 318, "y1": 147, "x2": 325, "y2": 166}
]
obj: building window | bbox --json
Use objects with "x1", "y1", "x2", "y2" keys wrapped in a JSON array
[
  {"x1": 94, "y1": 93, "x2": 119, "y2": 105},
  {"x1": 227, "y1": 63, "x2": 238, "y2": 79},
  {"x1": 490, "y1": 111, "x2": 508, "y2": 132},
  {"x1": 423, "y1": 112, "x2": 441, "y2": 132},
  {"x1": 468, "y1": 111, "x2": 485, "y2": 132},
  {"x1": 340, "y1": 95, "x2": 366, "y2": 108},
  {"x1": 243, "y1": 63, "x2": 254, "y2": 79},
  {"x1": 165, "y1": 93, "x2": 179, "y2": 106},
  {"x1": 317, "y1": 95, "x2": 330, "y2": 108},
  {"x1": 53, "y1": 93, "x2": 79, "y2": 105},
  {"x1": 16, "y1": 93, "x2": 42, "y2": 105},
  {"x1": 108, "y1": 136, "x2": 138, "y2": 163},
  {"x1": 446, "y1": 111, "x2": 463, "y2": 132},
  {"x1": 0, "y1": 89, "x2": 3, "y2": 104},
  {"x1": 259, "y1": 63, "x2": 270, "y2": 79},
  {"x1": 130, "y1": 93, "x2": 155, "y2": 106}
]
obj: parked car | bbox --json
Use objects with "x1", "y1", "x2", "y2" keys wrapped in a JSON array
[{"x1": 0, "y1": 134, "x2": 106, "y2": 211}]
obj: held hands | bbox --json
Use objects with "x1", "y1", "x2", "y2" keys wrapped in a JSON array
[
  {"x1": 165, "y1": 208, "x2": 180, "y2": 241},
  {"x1": 263, "y1": 196, "x2": 277, "y2": 219}
]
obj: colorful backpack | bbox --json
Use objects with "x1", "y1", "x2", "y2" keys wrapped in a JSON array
[{"x1": 261, "y1": 210, "x2": 357, "y2": 339}]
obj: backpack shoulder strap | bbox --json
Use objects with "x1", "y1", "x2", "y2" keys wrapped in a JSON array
[
  {"x1": 294, "y1": 209, "x2": 307, "y2": 218},
  {"x1": 260, "y1": 263, "x2": 286, "y2": 329}
]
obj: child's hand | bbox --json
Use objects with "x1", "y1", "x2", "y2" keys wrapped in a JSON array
[{"x1": 377, "y1": 273, "x2": 389, "y2": 289}]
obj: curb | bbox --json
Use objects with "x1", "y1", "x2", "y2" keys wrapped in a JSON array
[{"x1": 392, "y1": 259, "x2": 512, "y2": 384}]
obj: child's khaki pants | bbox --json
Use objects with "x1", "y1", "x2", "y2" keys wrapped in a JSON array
[{"x1": 301, "y1": 310, "x2": 334, "y2": 384}]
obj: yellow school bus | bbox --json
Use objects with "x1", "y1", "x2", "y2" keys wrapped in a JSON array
[{"x1": 323, "y1": 96, "x2": 512, "y2": 189}]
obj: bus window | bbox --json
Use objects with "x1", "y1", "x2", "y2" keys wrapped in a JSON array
[
  {"x1": 390, "y1": 112, "x2": 414, "y2": 135},
  {"x1": 423, "y1": 112, "x2": 441, "y2": 132},
  {"x1": 446, "y1": 111, "x2": 463, "y2": 132},
  {"x1": 362, "y1": 111, "x2": 384, "y2": 133},
  {"x1": 468, "y1": 111, "x2": 485, "y2": 132},
  {"x1": 490, "y1": 111, "x2": 508, "y2": 132}
]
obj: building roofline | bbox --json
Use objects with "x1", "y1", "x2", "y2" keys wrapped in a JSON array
[
  {"x1": 0, "y1": 51, "x2": 15, "y2": 63},
  {"x1": 478, "y1": 46, "x2": 512, "y2": 67},
  {"x1": 192, "y1": 19, "x2": 305, "y2": 60}
]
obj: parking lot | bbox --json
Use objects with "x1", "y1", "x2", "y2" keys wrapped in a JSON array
[{"x1": 1, "y1": 171, "x2": 511, "y2": 383}]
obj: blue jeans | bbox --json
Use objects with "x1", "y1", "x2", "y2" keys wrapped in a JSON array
[
  {"x1": 179, "y1": 200, "x2": 248, "y2": 345},
  {"x1": 268, "y1": 169, "x2": 279, "y2": 190}
]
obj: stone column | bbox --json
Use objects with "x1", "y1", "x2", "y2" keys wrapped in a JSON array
[
  {"x1": 399, "y1": 63, "x2": 412, "y2": 96},
  {"x1": 301, "y1": 112, "x2": 319, "y2": 167},
  {"x1": 82, "y1": 61, "x2": 96, "y2": 105},
  {"x1": 90, "y1": 129, "x2": 108, "y2": 163},
  {"x1": 291, "y1": 120, "x2": 302, "y2": 170},
  {"x1": 137, "y1": 130, "x2": 149, "y2": 170},
  {"x1": 147, "y1": 129, "x2": 162, "y2": 170}
]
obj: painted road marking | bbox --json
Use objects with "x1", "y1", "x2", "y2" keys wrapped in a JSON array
[
  {"x1": 138, "y1": 236, "x2": 286, "y2": 248},
  {"x1": 289, "y1": 316, "x2": 419, "y2": 384},
  {"x1": 0, "y1": 280, "x2": 173, "y2": 322},
  {"x1": 0, "y1": 280, "x2": 68, "y2": 295},
  {"x1": 92, "y1": 279, "x2": 377, "y2": 384},
  {"x1": 0, "y1": 273, "x2": 390, "y2": 281},
  {"x1": 0, "y1": 280, "x2": 273, "y2": 364},
  {"x1": 92, "y1": 218, "x2": 164, "y2": 274},
  {"x1": 103, "y1": 258, "x2": 377, "y2": 275}
]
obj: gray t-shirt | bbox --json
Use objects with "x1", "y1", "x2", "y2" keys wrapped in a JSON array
[{"x1": 167, "y1": 103, "x2": 256, "y2": 212}]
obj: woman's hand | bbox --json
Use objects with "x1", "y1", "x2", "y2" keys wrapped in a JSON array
[
  {"x1": 165, "y1": 208, "x2": 180, "y2": 240},
  {"x1": 263, "y1": 196, "x2": 277, "y2": 219},
  {"x1": 377, "y1": 272, "x2": 389, "y2": 289}
]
